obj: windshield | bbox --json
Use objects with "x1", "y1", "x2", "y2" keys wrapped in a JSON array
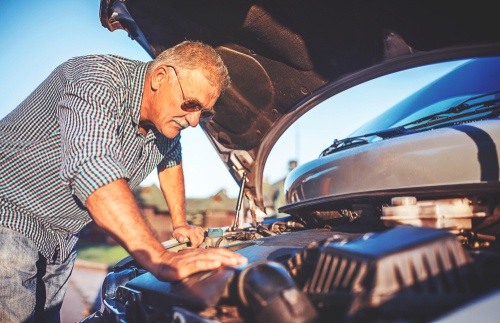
[{"x1": 349, "y1": 56, "x2": 500, "y2": 137}]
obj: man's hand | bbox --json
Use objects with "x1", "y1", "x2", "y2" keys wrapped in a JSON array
[
  {"x1": 86, "y1": 179, "x2": 247, "y2": 282},
  {"x1": 156, "y1": 247, "x2": 248, "y2": 281},
  {"x1": 172, "y1": 224, "x2": 205, "y2": 247}
]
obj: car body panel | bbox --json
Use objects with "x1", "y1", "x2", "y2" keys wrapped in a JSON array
[{"x1": 284, "y1": 120, "x2": 500, "y2": 211}]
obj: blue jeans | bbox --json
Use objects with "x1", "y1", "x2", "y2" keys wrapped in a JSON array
[{"x1": 0, "y1": 227, "x2": 76, "y2": 323}]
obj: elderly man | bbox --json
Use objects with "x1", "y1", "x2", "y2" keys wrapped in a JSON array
[{"x1": 0, "y1": 40, "x2": 247, "y2": 322}]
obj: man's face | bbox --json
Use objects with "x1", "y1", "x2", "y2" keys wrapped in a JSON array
[{"x1": 145, "y1": 66, "x2": 219, "y2": 139}]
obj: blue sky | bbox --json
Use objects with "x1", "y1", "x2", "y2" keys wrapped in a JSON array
[{"x1": 0, "y1": 0, "x2": 462, "y2": 198}]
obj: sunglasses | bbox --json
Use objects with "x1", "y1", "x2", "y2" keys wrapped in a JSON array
[{"x1": 167, "y1": 65, "x2": 215, "y2": 121}]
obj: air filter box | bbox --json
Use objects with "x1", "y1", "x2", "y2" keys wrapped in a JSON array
[{"x1": 288, "y1": 226, "x2": 479, "y2": 321}]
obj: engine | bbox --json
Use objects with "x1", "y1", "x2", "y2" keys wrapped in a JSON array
[{"x1": 82, "y1": 196, "x2": 500, "y2": 323}]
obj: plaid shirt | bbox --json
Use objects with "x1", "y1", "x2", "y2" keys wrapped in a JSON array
[{"x1": 0, "y1": 55, "x2": 181, "y2": 262}]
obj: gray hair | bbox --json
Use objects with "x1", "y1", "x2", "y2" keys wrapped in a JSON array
[{"x1": 147, "y1": 40, "x2": 231, "y2": 95}]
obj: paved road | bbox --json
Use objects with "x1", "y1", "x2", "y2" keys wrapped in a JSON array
[{"x1": 60, "y1": 261, "x2": 109, "y2": 323}]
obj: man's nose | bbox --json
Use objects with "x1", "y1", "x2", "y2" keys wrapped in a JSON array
[{"x1": 185, "y1": 111, "x2": 200, "y2": 127}]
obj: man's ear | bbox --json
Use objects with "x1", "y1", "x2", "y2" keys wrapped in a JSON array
[{"x1": 151, "y1": 65, "x2": 168, "y2": 91}]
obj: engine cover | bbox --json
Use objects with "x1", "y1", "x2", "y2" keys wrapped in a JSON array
[{"x1": 288, "y1": 226, "x2": 481, "y2": 321}]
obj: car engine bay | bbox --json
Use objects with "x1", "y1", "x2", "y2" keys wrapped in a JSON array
[{"x1": 84, "y1": 193, "x2": 500, "y2": 323}]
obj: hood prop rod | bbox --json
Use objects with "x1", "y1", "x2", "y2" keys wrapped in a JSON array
[{"x1": 231, "y1": 173, "x2": 247, "y2": 231}]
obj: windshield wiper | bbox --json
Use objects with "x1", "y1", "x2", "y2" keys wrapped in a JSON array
[
  {"x1": 320, "y1": 91, "x2": 500, "y2": 157},
  {"x1": 320, "y1": 137, "x2": 369, "y2": 157},
  {"x1": 319, "y1": 127, "x2": 413, "y2": 157},
  {"x1": 401, "y1": 90, "x2": 500, "y2": 130}
]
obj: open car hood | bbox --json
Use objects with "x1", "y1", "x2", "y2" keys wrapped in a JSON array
[{"x1": 99, "y1": 0, "x2": 500, "y2": 217}]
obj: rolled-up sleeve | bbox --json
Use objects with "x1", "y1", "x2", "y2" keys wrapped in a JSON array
[{"x1": 58, "y1": 79, "x2": 127, "y2": 204}]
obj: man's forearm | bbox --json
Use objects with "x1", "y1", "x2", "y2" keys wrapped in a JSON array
[
  {"x1": 85, "y1": 178, "x2": 248, "y2": 281},
  {"x1": 158, "y1": 162, "x2": 206, "y2": 247},
  {"x1": 85, "y1": 179, "x2": 170, "y2": 275},
  {"x1": 158, "y1": 163, "x2": 187, "y2": 228}
]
